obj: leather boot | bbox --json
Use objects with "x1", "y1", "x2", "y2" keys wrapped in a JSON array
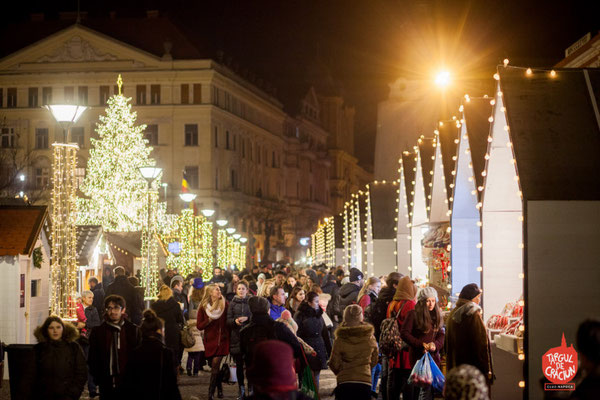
[
  {"x1": 208, "y1": 373, "x2": 217, "y2": 400},
  {"x1": 217, "y1": 379, "x2": 224, "y2": 398},
  {"x1": 237, "y1": 384, "x2": 246, "y2": 400}
]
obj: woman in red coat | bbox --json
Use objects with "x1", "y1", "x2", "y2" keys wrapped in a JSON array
[
  {"x1": 400, "y1": 286, "x2": 445, "y2": 400},
  {"x1": 197, "y1": 283, "x2": 230, "y2": 400}
]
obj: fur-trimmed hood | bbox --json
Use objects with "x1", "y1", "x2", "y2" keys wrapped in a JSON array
[
  {"x1": 334, "y1": 323, "x2": 374, "y2": 344},
  {"x1": 34, "y1": 321, "x2": 80, "y2": 343}
]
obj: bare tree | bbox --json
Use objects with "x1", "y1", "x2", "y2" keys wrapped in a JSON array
[{"x1": 245, "y1": 199, "x2": 288, "y2": 262}]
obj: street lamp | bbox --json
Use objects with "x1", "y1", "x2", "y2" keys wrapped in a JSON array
[
  {"x1": 201, "y1": 208, "x2": 216, "y2": 217},
  {"x1": 240, "y1": 237, "x2": 248, "y2": 243},
  {"x1": 226, "y1": 227, "x2": 236, "y2": 235},
  {"x1": 179, "y1": 193, "x2": 197, "y2": 203},
  {"x1": 139, "y1": 166, "x2": 162, "y2": 303},
  {"x1": 45, "y1": 103, "x2": 87, "y2": 319},
  {"x1": 434, "y1": 70, "x2": 451, "y2": 88},
  {"x1": 216, "y1": 219, "x2": 228, "y2": 227},
  {"x1": 233, "y1": 233, "x2": 241, "y2": 240}
]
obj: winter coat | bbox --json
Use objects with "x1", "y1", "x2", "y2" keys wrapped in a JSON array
[
  {"x1": 370, "y1": 286, "x2": 395, "y2": 343},
  {"x1": 324, "y1": 284, "x2": 342, "y2": 327},
  {"x1": 240, "y1": 313, "x2": 303, "y2": 368},
  {"x1": 358, "y1": 291, "x2": 378, "y2": 312},
  {"x1": 321, "y1": 279, "x2": 338, "y2": 296},
  {"x1": 387, "y1": 299, "x2": 416, "y2": 369},
  {"x1": 151, "y1": 297, "x2": 184, "y2": 359},
  {"x1": 294, "y1": 303, "x2": 332, "y2": 371},
  {"x1": 91, "y1": 283, "x2": 105, "y2": 315},
  {"x1": 197, "y1": 302, "x2": 230, "y2": 357},
  {"x1": 328, "y1": 323, "x2": 378, "y2": 385},
  {"x1": 88, "y1": 318, "x2": 141, "y2": 389},
  {"x1": 400, "y1": 309, "x2": 445, "y2": 368},
  {"x1": 104, "y1": 275, "x2": 144, "y2": 325},
  {"x1": 338, "y1": 282, "x2": 360, "y2": 311},
  {"x1": 269, "y1": 302, "x2": 286, "y2": 321},
  {"x1": 445, "y1": 298, "x2": 493, "y2": 382},
  {"x1": 84, "y1": 305, "x2": 101, "y2": 333},
  {"x1": 124, "y1": 333, "x2": 182, "y2": 400},
  {"x1": 227, "y1": 296, "x2": 252, "y2": 355},
  {"x1": 184, "y1": 318, "x2": 205, "y2": 353},
  {"x1": 172, "y1": 288, "x2": 189, "y2": 320},
  {"x1": 32, "y1": 322, "x2": 87, "y2": 400}
]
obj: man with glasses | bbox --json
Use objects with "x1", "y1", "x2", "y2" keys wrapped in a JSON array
[{"x1": 89, "y1": 295, "x2": 141, "y2": 400}]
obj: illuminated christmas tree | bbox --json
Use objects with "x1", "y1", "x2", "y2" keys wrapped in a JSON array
[{"x1": 77, "y1": 77, "x2": 159, "y2": 231}]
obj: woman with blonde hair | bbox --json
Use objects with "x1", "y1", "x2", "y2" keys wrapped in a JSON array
[
  {"x1": 197, "y1": 283, "x2": 230, "y2": 400},
  {"x1": 151, "y1": 284, "x2": 185, "y2": 371},
  {"x1": 257, "y1": 278, "x2": 276, "y2": 298},
  {"x1": 358, "y1": 276, "x2": 381, "y2": 312}
]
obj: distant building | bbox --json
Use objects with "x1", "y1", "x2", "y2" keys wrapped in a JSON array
[
  {"x1": 0, "y1": 12, "x2": 370, "y2": 263},
  {"x1": 555, "y1": 31, "x2": 600, "y2": 68}
]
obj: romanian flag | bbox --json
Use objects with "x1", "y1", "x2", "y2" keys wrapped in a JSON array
[{"x1": 182, "y1": 170, "x2": 197, "y2": 214}]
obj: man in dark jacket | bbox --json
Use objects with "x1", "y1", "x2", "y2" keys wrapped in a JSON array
[
  {"x1": 338, "y1": 267, "x2": 364, "y2": 312},
  {"x1": 240, "y1": 296, "x2": 302, "y2": 370},
  {"x1": 88, "y1": 295, "x2": 141, "y2": 400},
  {"x1": 88, "y1": 277, "x2": 105, "y2": 316},
  {"x1": 104, "y1": 266, "x2": 143, "y2": 325},
  {"x1": 171, "y1": 278, "x2": 189, "y2": 320}
]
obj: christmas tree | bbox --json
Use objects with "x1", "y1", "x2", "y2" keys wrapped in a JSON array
[{"x1": 77, "y1": 76, "x2": 160, "y2": 231}]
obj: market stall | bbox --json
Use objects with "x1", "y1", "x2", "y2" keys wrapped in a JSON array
[
  {"x1": 395, "y1": 151, "x2": 416, "y2": 276},
  {"x1": 365, "y1": 181, "x2": 399, "y2": 277}
]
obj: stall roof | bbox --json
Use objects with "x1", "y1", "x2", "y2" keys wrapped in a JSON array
[
  {"x1": 370, "y1": 184, "x2": 398, "y2": 240},
  {"x1": 437, "y1": 123, "x2": 461, "y2": 204},
  {"x1": 418, "y1": 138, "x2": 435, "y2": 213},
  {"x1": 104, "y1": 231, "x2": 142, "y2": 270},
  {"x1": 500, "y1": 67, "x2": 600, "y2": 200},
  {"x1": 463, "y1": 98, "x2": 493, "y2": 203},
  {"x1": 76, "y1": 225, "x2": 103, "y2": 266},
  {"x1": 0, "y1": 206, "x2": 47, "y2": 256},
  {"x1": 402, "y1": 151, "x2": 417, "y2": 222}
]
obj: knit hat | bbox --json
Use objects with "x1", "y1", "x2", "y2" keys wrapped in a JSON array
[
  {"x1": 418, "y1": 286, "x2": 438, "y2": 302},
  {"x1": 444, "y1": 364, "x2": 490, "y2": 400},
  {"x1": 277, "y1": 310, "x2": 298, "y2": 334},
  {"x1": 305, "y1": 268, "x2": 318, "y2": 283},
  {"x1": 343, "y1": 304, "x2": 364, "y2": 327},
  {"x1": 459, "y1": 283, "x2": 482, "y2": 301},
  {"x1": 349, "y1": 267, "x2": 364, "y2": 282},
  {"x1": 247, "y1": 340, "x2": 297, "y2": 393},
  {"x1": 192, "y1": 278, "x2": 204, "y2": 289},
  {"x1": 248, "y1": 296, "x2": 269, "y2": 314},
  {"x1": 170, "y1": 275, "x2": 184, "y2": 287}
]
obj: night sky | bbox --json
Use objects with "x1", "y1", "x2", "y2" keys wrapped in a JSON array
[{"x1": 2, "y1": 0, "x2": 598, "y2": 167}]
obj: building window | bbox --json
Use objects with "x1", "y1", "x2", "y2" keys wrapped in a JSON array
[
  {"x1": 181, "y1": 84, "x2": 189, "y2": 104},
  {"x1": 184, "y1": 124, "x2": 198, "y2": 146},
  {"x1": 136, "y1": 85, "x2": 146, "y2": 105},
  {"x1": 113, "y1": 84, "x2": 123, "y2": 95},
  {"x1": 28, "y1": 88, "x2": 39, "y2": 108},
  {"x1": 0, "y1": 88, "x2": 3, "y2": 107},
  {"x1": 145, "y1": 124, "x2": 158, "y2": 145},
  {"x1": 7, "y1": 88, "x2": 17, "y2": 108},
  {"x1": 272, "y1": 151, "x2": 276, "y2": 168},
  {"x1": 214, "y1": 126, "x2": 218, "y2": 148},
  {"x1": 31, "y1": 279, "x2": 41, "y2": 297},
  {"x1": 35, "y1": 128, "x2": 48, "y2": 149},
  {"x1": 78, "y1": 86, "x2": 88, "y2": 105},
  {"x1": 257, "y1": 145, "x2": 260, "y2": 164},
  {"x1": 0, "y1": 127, "x2": 16, "y2": 148},
  {"x1": 226, "y1": 130, "x2": 230, "y2": 150},
  {"x1": 75, "y1": 167, "x2": 85, "y2": 188},
  {"x1": 99, "y1": 86, "x2": 110, "y2": 105},
  {"x1": 35, "y1": 167, "x2": 49, "y2": 188},
  {"x1": 184, "y1": 166, "x2": 199, "y2": 189},
  {"x1": 150, "y1": 85, "x2": 160, "y2": 104},
  {"x1": 231, "y1": 169, "x2": 237, "y2": 189},
  {"x1": 71, "y1": 127, "x2": 84, "y2": 147},
  {"x1": 233, "y1": 135, "x2": 237, "y2": 151},
  {"x1": 215, "y1": 168, "x2": 219, "y2": 190},
  {"x1": 193, "y1": 84, "x2": 202, "y2": 104},
  {"x1": 41, "y1": 87, "x2": 52, "y2": 106},
  {"x1": 64, "y1": 86, "x2": 74, "y2": 103},
  {"x1": 241, "y1": 140, "x2": 245, "y2": 158}
]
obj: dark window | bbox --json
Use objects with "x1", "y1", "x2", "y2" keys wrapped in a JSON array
[
  {"x1": 136, "y1": 85, "x2": 146, "y2": 105},
  {"x1": 214, "y1": 126, "x2": 218, "y2": 148},
  {"x1": 35, "y1": 128, "x2": 48, "y2": 149},
  {"x1": 241, "y1": 140, "x2": 245, "y2": 158},
  {"x1": 35, "y1": 167, "x2": 49, "y2": 188},
  {"x1": 150, "y1": 85, "x2": 160, "y2": 104},
  {"x1": 113, "y1": 85, "x2": 123, "y2": 95},
  {"x1": 42, "y1": 87, "x2": 52, "y2": 106},
  {"x1": 7, "y1": 88, "x2": 17, "y2": 108},
  {"x1": 71, "y1": 127, "x2": 84, "y2": 147},
  {"x1": 233, "y1": 135, "x2": 237, "y2": 151},
  {"x1": 272, "y1": 151, "x2": 276, "y2": 168},
  {"x1": 78, "y1": 86, "x2": 88, "y2": 105},
  {"x1": 31, "y1": 279, "x2": 41, "y2": 297},
  {"x1": 28, "y1": 88, "x2": 38, "y2": 108},
  {"x1": 184, "y1": 124, "x2": 198, "y2": 146},
  {"x1": 0, "y1": 88, "x2": 3, "y2": 107},
  {"x1": 145, "y1": 124, "x2": 158, "y2": 145},
  {"x1": 181, "y1": 84, "x2": 189, "y2": 104},
  {"x1": 215, "y1": 168, "x2": 219, "y2": 190},
  {"x1": 231, "y1": 169, "x2": 237, "y2": 189},
  {"x1": 226, "y1": 131, "x2": 230, "y2": 150},
  {"x1": 184, "y1": 166, "x2": 199, "y2": 189},
  {"x1": 0, "y1": 127, "x2": 16, "y2": 148},
  {"x1": 64, "y1": 87, "x2": 74, "y2": 103},
  {"x1": 257, "y1": 145, "x2": 261, "y2": 163},
  {"x1": 99, "y1": 86, "x2": 110, "y2": 105},
  {"x1": 193, "y1": 84, "x2": 202, "y2": 104}
]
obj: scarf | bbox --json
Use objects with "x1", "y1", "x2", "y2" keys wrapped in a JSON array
[
  {"x1": 106, "y1": 319, "x2": 125, "y2": 384},
  {"x1": 205, "y1": 301, "x2": 225, "y2": 320},
  {"x1": 394, "y1": 276, "x2": 418, "y2": 301},
  {"x1": 452, "y1": 299, "x2": 482, "y2": 324}
]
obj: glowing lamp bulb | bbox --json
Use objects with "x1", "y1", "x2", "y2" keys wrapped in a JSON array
[{"x1": 434, "y1": 70, "x2": 451, "y2": 87}]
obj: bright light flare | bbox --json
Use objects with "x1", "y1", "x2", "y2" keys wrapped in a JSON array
[{"x1": 434, "y1": 70, "x2": 451, "y2": 87}]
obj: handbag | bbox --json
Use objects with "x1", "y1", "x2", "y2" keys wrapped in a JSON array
[
  {"x1": 181, "y1": 325, "x2": 196, "y2": 348},
  {"x1": 299, "y1": 347, "x2": 319, "y2": 400},
  {"x1": 218, "y1": 356, "x2": 231, "y2": 384}
]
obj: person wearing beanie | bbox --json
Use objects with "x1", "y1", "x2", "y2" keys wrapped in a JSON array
[
  {"x1": 329, "y1": 305, "x2": 378, "y2": 399},
  {"x1": 245, "y1": 340, "x2": 311, "y2": 400},
  {"x1": 385, "y1": 276, "x2": 419, "y2": 400},
  {"x1": 401, "y1": 286, "x2": 445, "y2": 400},
  {"x1": 240, "y1": 296, "x2": 303, "y2": 376},
  {"x1": 338, "y1": 267, "x2": 364, "y2": 313},
  {"x1": 277, "y1": 310, "x2": 317, "y2": 357},
  {"x1": 444, "y1": 364, "x2": 490, "y2": 400},
  {"x1": 445, "y1": 283, "x2": 494, "y2": 387}
]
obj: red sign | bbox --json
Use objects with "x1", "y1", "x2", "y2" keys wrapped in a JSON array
[{"x1": 542, "y1": 333, "x2": 578, "y2": 384}]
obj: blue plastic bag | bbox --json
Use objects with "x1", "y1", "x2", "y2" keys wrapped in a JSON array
[
  {"x1": 408, "y1": 353, "x2": 432, "y2": 387},
  {"x1": 427, "y1": 353, "x2": 445, "y2": 393}
]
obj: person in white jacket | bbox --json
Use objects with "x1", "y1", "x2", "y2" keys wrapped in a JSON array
[{"x1": 185, "y1": 278, "x2": 206, "y2": 376}]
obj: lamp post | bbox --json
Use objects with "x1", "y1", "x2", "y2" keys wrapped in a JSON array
[
  {"x1": 139, "y1": 166, "x2": 162, "y2": 304},
  {"x1": 45, "y1": 103, "x2": 87, "y2": 320}
]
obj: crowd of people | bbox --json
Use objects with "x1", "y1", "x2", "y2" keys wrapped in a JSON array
[{"x1": 28, "y1": 263, "x2": 600, "y2": 400}]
